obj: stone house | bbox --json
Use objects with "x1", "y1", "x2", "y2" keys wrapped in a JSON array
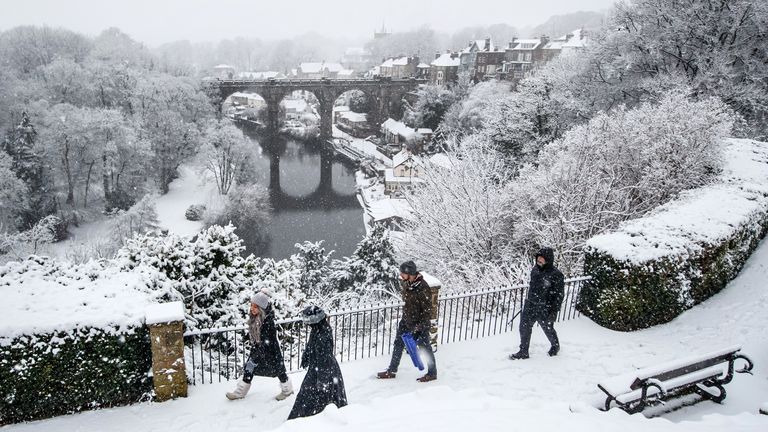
[
  {"x1": 459, "y1": 38, "x2": 504, "y2": 82},
  {"x1": 502, "y1": 37, "x2": 549, "y2": 85},
  {"x1": 430, "y1": 52, "x2": 460, "y2": 85}
]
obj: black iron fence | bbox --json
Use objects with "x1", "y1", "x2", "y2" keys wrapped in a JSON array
[{"x1": 184, "y1": 276, "x2": 589, "y2": 385}]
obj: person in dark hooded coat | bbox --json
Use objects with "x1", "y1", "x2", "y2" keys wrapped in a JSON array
[
  {"x1": 288, "y1": 306, "x2": 348, "y2": 420},
  {"x1": 226, "y1": 289, "x2": 293, "y2": 401},
  {"x1": 509, "y1": 247, "x2": 565, "y2": 359}
]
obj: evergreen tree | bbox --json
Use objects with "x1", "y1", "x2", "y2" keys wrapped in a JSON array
[
  {"x1": 349, "y1": 225, "x2": 399, "y2": 299},
  {"x1": 2, "y1": 112, "x2": 56, "y2": 228}
]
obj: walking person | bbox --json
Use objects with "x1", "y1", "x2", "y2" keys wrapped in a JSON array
[
  {"x1": 377, "y1": 260, "x2": 437, "y2": 382},
  {"x1": 288, "y1": 306, "x2": 348, "y2": 420},
  {"x1": 226, "y1": 289, "x2": 294, "y2": 401},
  {"x1": 510, "y1": 247, "x2": 565, "y2": 360}
]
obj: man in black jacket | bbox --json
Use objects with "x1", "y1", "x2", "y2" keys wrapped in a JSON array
[
  {"x1": 510, "y1": 247, "x2": 565, "y2": 360},
  {"x1": 377, "y1": 260, "x2": 437, "y2": 382}
]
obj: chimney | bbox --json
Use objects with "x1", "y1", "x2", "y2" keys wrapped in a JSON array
[
  {"x1": 485, "y1": 37, "x2": 491, "y2": 51},
  {"x1": 468, "y1": 40, "x2": 473, "y2": 48},
  {"x1": 435, "y1": 52, "x2": 441, "y2": 60}
]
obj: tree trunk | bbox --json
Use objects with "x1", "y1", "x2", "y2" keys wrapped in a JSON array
[
  {"x1": 102, "y1": 153, "x2": 111, "y2": 206},
  {"x1": 84, "y1": 160, "x2": 96, "y2": 207},
  {"x1": 62, "y1": 136, "x2": 74, "y2": 205}
]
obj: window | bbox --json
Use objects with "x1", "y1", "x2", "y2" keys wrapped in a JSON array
[
  {"x1": 436, "y1": 71, "x2": 444, "y2": 85},
  {"x1": 524, "y1": 53, "x2": 532, "y2": 62}
]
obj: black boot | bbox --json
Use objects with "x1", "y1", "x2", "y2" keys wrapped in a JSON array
[
  {"x1": 509, "y1": 351, "x2": 529, "y2": 360},
  {"x1": 548, "y1": 346, "x2": 560, "y2": 357}
]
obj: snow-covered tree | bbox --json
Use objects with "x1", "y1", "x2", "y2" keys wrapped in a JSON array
[
  {"x1": 404, "y1": 85, "x2": 457, "y2": 131},
  {"x1": 290, "y1": 240, "x2": 332, "y2": 301},
  {"x1": 588, "y1": 0, "x2": 768, "y2": 139},
  {"x1": 204, "y1": 183, "x2": 271, "y2": 254},
  {"x1": 0, "y1": 153, "x2": 29, "y2": 231},
  {"x1": 2, "y1": 112, "x2": 56, "y2": 228},
  {"x1": 400, "y1": 136, "x2": 524, "y2": 290},
  {"x1": 109, "y1": 194, "x2": 161, "y2": 249},
  {"x1": 510, "y1": 91, "x2": 735, "y2": 273},
  {"x1": 200, "y1": 120, "x2": 249, "y2": 195}
]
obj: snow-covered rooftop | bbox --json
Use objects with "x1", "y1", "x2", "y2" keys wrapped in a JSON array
[
  {"x1": 339, "y1": 111, "x2": 367, "y2": 122},
  {"x1": 392, "y1": 56, "x2": 411, "y2": 66},
  {"x1": 417, "y1": 63, "x2": 431, "y2": 69},
  {"x1": 510, "y1": 39, "x2": 543, "y2": 50},
  {"x1": 392, "y1": 150, "x2": 424, "y2": 169},
  {"x1": 382, "y1": 118, "x2": 418, "y2": 140},
  {"x1": 300, "y1": 62, "x2": 344, "y2": 74},
  {"x1": 431, "y1": 53, "x2": 461, "y2": 67},
  {"x1": 367, "y1": 198, "x2": 413, "y2": 222}
]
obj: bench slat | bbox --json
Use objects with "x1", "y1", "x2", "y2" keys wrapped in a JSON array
[
  {"x1": 615, "y1": 365, "x2": 726, "y2": 405},
  {"x1": 597, "y1": 345, "x2": 741, "y2": 397}
]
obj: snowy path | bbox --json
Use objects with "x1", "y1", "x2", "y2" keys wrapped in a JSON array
[
  {"x1": 154, "y1": 165, "x2": 218, "y2": 237},
  {"x1": 6, "y1": 241, "x2": 768, "y2": 431}
]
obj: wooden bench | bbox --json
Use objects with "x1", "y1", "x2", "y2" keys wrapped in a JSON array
[{"x1": 597, "y1": 345, "x2": 754, "y2": 414}]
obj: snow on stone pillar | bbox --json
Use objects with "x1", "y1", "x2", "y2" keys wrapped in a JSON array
[
  {"x1": 421, "y1": 272, "x2": 442, "y2": 351},
  {"x1": 145, "y1": 301, "x2": 188, "y2": 402}
]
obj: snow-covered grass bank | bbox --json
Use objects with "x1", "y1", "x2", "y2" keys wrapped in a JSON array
[{"x1": 5, "y1": 239, "x2": 768, "y2": 431}]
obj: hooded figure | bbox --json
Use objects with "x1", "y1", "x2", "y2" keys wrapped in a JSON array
[
  {"x1": 288, "y1": 306, "x2": 348, "y2": 420},
  {"x1": 509, "y1": 247, "x2": 565, "y2": 359},
  {"x1": 226, "y1": 289, "x2": 294, "y2": 401}
]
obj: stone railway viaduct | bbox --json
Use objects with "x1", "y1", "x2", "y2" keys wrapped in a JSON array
[{"x1": 206, "y1": 77, "x2": 424, "y2": 139}]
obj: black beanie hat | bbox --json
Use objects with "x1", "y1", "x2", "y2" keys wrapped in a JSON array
[{"x1": 399, "y1": 260, "x2": 418, "y2": 275}]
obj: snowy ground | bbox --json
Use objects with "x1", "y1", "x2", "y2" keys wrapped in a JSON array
[
  {"x1": 6, "y1": 238, "x2": 768, "y2": 431},
  {"x1": 154, "y1": 165, "x2": 219, "y2": 237},
  {"x1": 47, "y1": 165, "x2": 217, "y2": 260}
]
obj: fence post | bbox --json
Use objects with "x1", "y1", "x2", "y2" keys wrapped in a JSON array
[
  {"x1": 421, "y1": 272, "x2": 442, "y2": 351},
  {"x1": 145, "y1": 302, "x2": 188, "y2": 402}
]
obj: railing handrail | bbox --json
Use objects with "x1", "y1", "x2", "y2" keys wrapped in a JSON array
[{"x1": 182, "y1": 276, "x2": 590, "y2": 337}]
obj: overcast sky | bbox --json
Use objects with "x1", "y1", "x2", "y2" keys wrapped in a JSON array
[{"x1": 1, "y1": 0, "x2": 617, "y2": 46}]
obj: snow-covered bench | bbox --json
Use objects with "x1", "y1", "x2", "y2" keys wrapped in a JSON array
[{"x1": 597, "y1": 346, "x2": 753, "y2": 414}]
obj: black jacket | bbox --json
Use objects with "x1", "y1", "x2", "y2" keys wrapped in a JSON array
[
  {"x1": 288, "y1": 320, "x2": 347, "y2": 420},
  {"x1": 400, "y1": 274, "x2": 432, "y2": 333},
  {"x1": 526, "y1": 248, "x2": 565, "y2": 315},
  {"x1": 248, "y1": 305, "x2": 286, "y2": 377}
]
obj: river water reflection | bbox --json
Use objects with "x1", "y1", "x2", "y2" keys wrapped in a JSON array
[{"x1": 238, "y1": 123, "x2": 365, "y2": 259}]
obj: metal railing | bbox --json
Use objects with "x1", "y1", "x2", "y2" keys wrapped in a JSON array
[{"x1": 184, "y1": 276, "x2": 589, "y2": 384}]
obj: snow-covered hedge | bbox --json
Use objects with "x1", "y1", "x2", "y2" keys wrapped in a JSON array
[
  {"x1": 579, "y1": 139, "x2": 768, "y2": 331},
  {"x1": 0, "y1": 257, "x2": 161, "y2": 424}
]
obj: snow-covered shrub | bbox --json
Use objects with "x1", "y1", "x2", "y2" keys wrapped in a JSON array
[
  {"x1": 0, "y1": 257, "x2": 160, "y2": 424},
  {"x1": 185, "y1": 204, "x2": 206, "y2": 221},
  {"x1": 579, "y1": 139, "x2": 768, "y2": 331},
  {"x1": 117, "y1": 224, "x2": 250, "y2": 331},
  {"x1": 0, "y1": 215, "x2": 62, "y2": 264}
]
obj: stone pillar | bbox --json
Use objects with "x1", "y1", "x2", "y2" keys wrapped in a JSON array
[
  {"x1": 266, "y1": 100, "x2": 281, "y2": 133},
  {"x1": 145, "y1": 302, "x2": 188, "y2": 402},
  {"x1": 319, "y1": 101, "x2": 334, "y2": 140},
  {"x1": 420, "y1": 272, "x2": 442, "y2": 351}
]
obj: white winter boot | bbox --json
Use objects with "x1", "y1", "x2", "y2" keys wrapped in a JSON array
[
  {"x1": 275, "y1": 379, "x2": 293, "y2": 401},
  {"x1": 226, "y1": 380, "x2": 251, "y2": 400}
]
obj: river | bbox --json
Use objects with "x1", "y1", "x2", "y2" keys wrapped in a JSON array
[{"x1": 237, "y1": 122, "x2": 365, "y2": 259}]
